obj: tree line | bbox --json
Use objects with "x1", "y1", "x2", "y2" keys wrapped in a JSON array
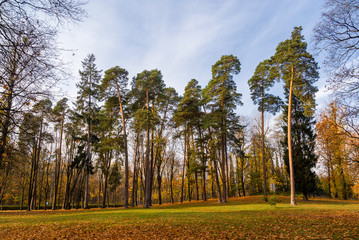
[{"x1": 1, "y1": 0, "x2": 359, "y2": 210}]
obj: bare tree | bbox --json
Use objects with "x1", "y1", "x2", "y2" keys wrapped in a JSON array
[
  {"x1": 314, "y1": 0, "x2": 359, "y2": 144},
  {"x1": 0, "y1": 0, "x2": 87, "y2": 168},
  {"x1": 313, "y1": 0, "x2": 359, "y2": 97}
]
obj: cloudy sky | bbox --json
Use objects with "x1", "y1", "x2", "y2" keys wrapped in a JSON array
[{"x1": 58, "y1": 0, "x2": 328, "y2": 116}]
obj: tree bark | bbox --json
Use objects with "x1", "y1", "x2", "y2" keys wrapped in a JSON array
[
  {"x1": 131, "y1": 132, "x2": 139, "y2": 207},
  {"x1": 261, "y1": 100, "x2": 268, "y2": 201},
  {"x1": 241, "y1": 156, "x2": 246, "y2": 196},
  {"x1": 0, "y1": 71, "x2": 15, "y2": 169},
  {"x1": 220, "y1": 104, "x2": 227, "y2": 203},
  {"x1": 198, "y1": 127, "x2": 207, "y2": 201},
  {"x1": 144, "y1": 88, "x2": 151, "y2": 208},
  {"x1": 180, "y1": 132, "x2": 186, "y2": 203},
  {"x1": 288, "y1": 65, "x2": 296, "y2": 206},
  {"x1": 195, "y1": 171, "x2": 199, "y2": 201},
  {"x1": 327, "y1": 153, "x2": 332, "y2": 198},
  {"x1": 170, "y1": 155, "x2": 174, "y2": 203},
  {"x1": 213, "y1": 149, "x2": 222, "y2": 203},
  {"x1": 53, "y1": 110, "x2": 64, "y2": 210}
]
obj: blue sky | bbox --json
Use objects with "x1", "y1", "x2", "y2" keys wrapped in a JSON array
[{"x1": 58, "y1": 0, "x2": 328, "y2": 116}]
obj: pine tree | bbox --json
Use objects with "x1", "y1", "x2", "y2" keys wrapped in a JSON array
[
  {"x1": 174, "y1": 79, "x2": 203, "y2": 202},
  {"x1": 131, "y1": 69, "x2": 165, "y2": 208},
  {"x1": 202, "y1": 55, "x2": 242, "y2": 203},
  {"x1": 52, "y1": 98, "x2": 68, "y2": 210},
  {"x1": 248, "y1": 59, "x2": 282, "y2": 201},
  {"x1": 101, "y1": 66, "x2": 130, "y2": 208},
  {"x1": 272, "y1": 27, "x2": 319, "y2": 205}
]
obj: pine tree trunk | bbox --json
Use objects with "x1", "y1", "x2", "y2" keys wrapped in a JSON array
[
  {"x1": 55, "y1": 111, "x2": 65, "y2": 209},
  {"x1": 157, "y1": 171, "x2": 162, "y2": 205},
  {"x1": 288, "y1": 66, "x2": 296, "y2": 206},
  {"x1": 261, "y1": 105, "x2": 268, "y2": 201},
  {"x1": 180, "y1": 132, "x2": 186, "y2": 203},
  {"x1": 170, "y1": 157, "x2": 174, "y2": 203},
  {"x1": 28, "y1": 136, "x2": 38, "y2": 211},
  {"x1": 210, "y1": 163, "x2": 215, "y2": 199},
  {"x1": 144, "y1": 88, "x2": 151, "y2": 208},
  {"x1": 38, "y1": 165, "x2": 44, "y2": 210},
  {"x1": 63, "y1": 142, "x2": 73, "y2": 209},
  {"x1": 45, "y1": 151, "x2": 51, "y2": 210},
  {"x1": 131, "y1": 133, "x2": 139, "y2": 207},
  {"x1": 199, "y1": 128, "x2": 207, "y2": 201},
  {"x1": 213, "y1": 151, "x2": 222, "y2": 203},
  {"x1": 187, "y1": 136, "x2": 191, "y2": 202},
  {"x1": 221, "y1": 133, "x2": 227, "y2": 203},
  {"x1": 241, "y1": 157, "x2": 246, "y2": 196},
  {"x1": 235, "y1": 157, "x2": 241, "y2": 197},
  {"x1": 102, "y1": 173, "x2": 108, "y2": 208},
  {"x1": 149, "y1": 129, "x2": 155, "y2": 206},
  {"x1": 195, "y1": 171, "x2": 199, "y2": 200},
  {"x1": 327, "y1": 154, "x2": 332, "y2": 198},
  {"x1": 225, "y1": 133, "x2": 229, "y2": 199}
]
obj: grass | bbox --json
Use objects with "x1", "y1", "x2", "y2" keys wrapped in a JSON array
[{"x1": 0, "y1": 196, "x2": 358, "y2": 239}]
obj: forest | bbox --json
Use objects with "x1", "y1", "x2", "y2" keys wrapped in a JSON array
[{"x1": 1, "y1": 0, "x2": 359, "y2": 213}]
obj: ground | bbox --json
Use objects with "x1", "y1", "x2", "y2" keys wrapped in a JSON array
[{"x1": 0, "y1": 196, "x2": 358, "y2": 239}]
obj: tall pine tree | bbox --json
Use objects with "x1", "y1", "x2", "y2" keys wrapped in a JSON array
[
  {"x1": 248, "y1": 59, "x2": 282, "y2": 201},
  {"x1": 272, "y1": 27, "x2": 319, "y2": 205},
  {"x1": 202, "y1": 55, "x2": 242, "y2": 203}
]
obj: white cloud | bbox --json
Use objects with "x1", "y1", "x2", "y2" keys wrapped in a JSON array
[{"x1": 57, "y1": 0, "x2": 328, "y2": 114}]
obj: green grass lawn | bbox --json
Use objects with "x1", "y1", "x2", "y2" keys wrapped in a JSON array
[{"x1": 0, "y1": 196, "x2": 358, "y2": 239}]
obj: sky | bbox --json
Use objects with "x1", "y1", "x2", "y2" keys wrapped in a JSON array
[{"x1": 57, "y1": 0, "x2": 329, "y2": 117}]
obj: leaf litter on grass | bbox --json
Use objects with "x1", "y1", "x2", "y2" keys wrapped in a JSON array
[{"x1": 0, "y1": 196, "x2": 358, "y2": 239}]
